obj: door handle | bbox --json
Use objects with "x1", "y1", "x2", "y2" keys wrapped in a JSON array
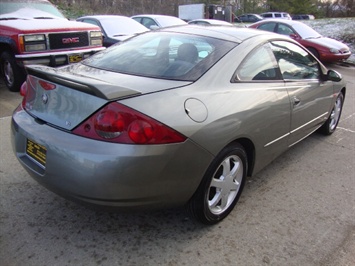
[{"x1": 293, "y1": 96, "x2": 301, "y2": 106}]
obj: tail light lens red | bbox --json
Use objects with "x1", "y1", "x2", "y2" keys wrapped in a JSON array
[
  {"x1": 21, "y1": 76, "x2": 56, "y2": 108},
  {"x1": 20, "y1": 81, "x2": 27, "y2": 97},
  {"x1": 73, "y1": 102, "x2": 187, "y2": 144}
]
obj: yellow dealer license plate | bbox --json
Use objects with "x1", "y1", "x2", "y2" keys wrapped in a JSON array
[
  {"x1": 69, "y1": 54, "x2": 83, "y2": 63},
  {"x1": 26, "y1": 139, "x2": 47, "y2": 167}
]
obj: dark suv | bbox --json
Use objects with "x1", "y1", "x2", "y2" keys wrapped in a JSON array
[{"x1": 0, "y1": 0, "x2": 105, "y2": 91}]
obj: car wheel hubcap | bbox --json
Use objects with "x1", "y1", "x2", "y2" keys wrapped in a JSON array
[
  {"x1": 3, "y1": 61, "x2": 14, "y2": 86},
  {"x1": 207, "y1": 155, "x2": 243, "y2": 215},
  {"x1": 329, "y1": 97, "x2": 342, "y2": 131}
]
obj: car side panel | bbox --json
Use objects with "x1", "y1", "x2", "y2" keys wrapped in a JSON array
[{"x1": 286, "y1": 79, "x2": 334, "y2": 146}]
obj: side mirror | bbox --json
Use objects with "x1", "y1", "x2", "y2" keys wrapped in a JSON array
[{"x1": 326, "y1": 69, "x2": 342, "y2": 82}]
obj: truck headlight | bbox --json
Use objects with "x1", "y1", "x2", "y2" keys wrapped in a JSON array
[
  {"x1": 24, "y1": 34, "x2": 45, "y2": 42},
  {"x1": 20, "y1": 34, "x2": 47, "y2": 52},
  {"x1": 89, "y1": 31, "x2": 103, "y2": 46}
]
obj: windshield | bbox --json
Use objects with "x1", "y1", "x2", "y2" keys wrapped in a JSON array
[
  {"x1": 100, "y1": 17, "x2": 148, "y2": 36},
  {"x1": 293, "y1": 23, "x2": 321, "y2": 39},
  {"x1": 0, "y1": 0, "x2": 65, "y2": 19},
  {"x1": 83, "y1": 31, "x2": 236, "y2": 81}
]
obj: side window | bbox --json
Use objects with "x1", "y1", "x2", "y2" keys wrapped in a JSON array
[
  {"x1": 82, "y1": 19, "x2": 100, "y2": 27},
  {"x1": 275, "y1": 13, "x2": 281, "y2": 18},
  {"x1": 258, "y1": 22, "x2": 276, "y2": 32},
  {"x1": 142, "y1": 18, "x2": 157, "y2": 29},
  {"x1": 132, "y1": 17, "x2": 141, "y2": 23},
  {"x1": 233, "y1": 43, "x2": 281, "y2": 82},
  {"x1": 276, "y1": 24, "x2": 295, "y2": 36},
  {"x1": 271, "y1": 41, "x2": 320, "y2": 80}
]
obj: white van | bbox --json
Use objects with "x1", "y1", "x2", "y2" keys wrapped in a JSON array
[{"x1": 260, "y1": 12, "x2": 292, "y2": 20}]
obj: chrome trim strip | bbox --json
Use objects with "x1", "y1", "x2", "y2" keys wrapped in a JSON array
[
  {"x1": 264, "y1": 112, "x2": 328, "y2": 148},
  {"x1": 290, "y1": 112, "x2": 328, "y2": 134},
  {"x1": 288, "y1": 126, "x2": 321, "y2": 147},
  {"x1": 264, "y1": 132, "x2": 290, "y2": 147},
  {"x1": 15, "y1": 47, "x2": 106, "y2": 59}
]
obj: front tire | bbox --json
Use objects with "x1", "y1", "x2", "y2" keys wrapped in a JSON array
[
  {"x1": 319, "y1": 92, "x2": 344, "y2": 135},
  {"x1": 0, "y1": 51, "x2": 25, "y2": 92},
  {"x1": 188, "y1": 143, "x2": 247, "y2": 224}
]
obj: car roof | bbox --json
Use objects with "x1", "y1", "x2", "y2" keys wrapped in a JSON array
[
  {"x1": 188, "y1": 19, "x2": 232, "y2": 25},
  {"x1": 159, "y1": 25, "x2": 280, "y2": 43},
  {"x1": 77, "y1": 15, "x2": 130, "y2": 20},
  {"x1": 261, "y1": 12, "x2": 290, "y2": 15},
  {"x1": 132, "y1": 14, "x2": 176, "y2": 18},
  {"x1": 253, "y1": 19, "x2": 303, "y2": 25}
]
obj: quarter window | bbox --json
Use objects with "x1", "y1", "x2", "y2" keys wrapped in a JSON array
[
  {"x1": 233, "y1": 43, "x2": 281, "y2": 81},
  {"x1": 271, "y1": 41, "x2": 320, "y2": 80}
]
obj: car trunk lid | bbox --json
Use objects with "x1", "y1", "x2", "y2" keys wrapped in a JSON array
[{"x1": 23, "y1": 65, "x2": 191, "y2": 131}]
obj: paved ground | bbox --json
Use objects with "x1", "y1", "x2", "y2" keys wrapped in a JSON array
[{"x1": 0, "y1": 64, "x2": 354, "y2": 266}]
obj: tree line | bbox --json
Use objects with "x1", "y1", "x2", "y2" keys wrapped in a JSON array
[{"x1": 51, "y1": 0, "x2": 355, "y2": 19}]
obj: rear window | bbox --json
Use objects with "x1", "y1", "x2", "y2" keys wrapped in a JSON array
[{"x1": 84, "y1": 31, "x2": 236, "y2": 81}]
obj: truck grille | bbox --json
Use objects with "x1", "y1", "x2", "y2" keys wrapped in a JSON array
[{"x1": 48, "y1": 32, "x2": 89, "y2": 50}]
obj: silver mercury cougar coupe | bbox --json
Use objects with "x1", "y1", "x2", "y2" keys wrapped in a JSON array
[{"x1": 11, "y1": 25, "x2": 345, "y2": 224}]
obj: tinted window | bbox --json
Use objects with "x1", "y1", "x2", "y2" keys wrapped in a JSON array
[
  {"x1": 234, "y1": 43, "x2": 281, "y2": 81},
  {"x1": 276, "y1": 24, "x2": 295, "y2": 36},
  {"x1": 84, "y1": 32, "x2": 236, "y2": 81},
  {"x1": 262, "y1": 14, "x2": 273, "y2": 18},
  {"x1": 141, "y1": 18, "x2": 158, "y2": 28},
  {"x1": 258, "y1": 22, "x2": 276, "y2": 32},
  {"x1": 271, "y1": 41, "x2": 320, "y2": 80},
  {"x1": 82, "y1": 19, "x2": 100, "y2": 27}
]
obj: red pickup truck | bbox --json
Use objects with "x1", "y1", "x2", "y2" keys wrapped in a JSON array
[{"x1": 0, "y1": 0, "x2": 105, "y2": 91}]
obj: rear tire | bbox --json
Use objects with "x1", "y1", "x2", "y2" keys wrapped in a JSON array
[
  {"x1": 319, "y1": 92, "x2": 344, "y2": 135},
  {"x1": 187, "y1": 143, "x2": 247, "y2": 225},
  {"x1": 0, "y1": 51, "x2": 25, "y2": 92}
]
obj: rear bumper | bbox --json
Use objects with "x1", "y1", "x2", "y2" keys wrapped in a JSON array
[
  {"x1": 11, "y1": 106, "x2": 213, "y2": 210},
  {"x1": 15, "y1": 47, "x2": 105, "y2": 67}
]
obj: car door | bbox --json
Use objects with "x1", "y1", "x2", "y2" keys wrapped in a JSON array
[
  {"x1": 232, "y1": 42, "x2": 291, "y2": 165},
  {"x1": 270, "y1": 40, "x2": 334, "y2": 146}
]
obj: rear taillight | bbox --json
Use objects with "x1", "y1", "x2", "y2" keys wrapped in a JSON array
[
  {"x1": 73, "y1": 102, "x2": 186, "y2": 144},
  {"x1": 21, "y1": 76, "x2": 56, "y2": 109},
  {"x1": 38, "y1": 80, "x2": 56, "y2": 90},
  {"x1": 20, "y1": 81, "x2": 27, "y2": 97},
  {"x1": 21, "y1": 76, "x2": 36, "y2": 108}
]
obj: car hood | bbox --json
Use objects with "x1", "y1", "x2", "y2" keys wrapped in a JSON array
[
  {"x1": 26, "y1": 64, "x2": 192, "y2": 100},
  {"x1": 303, "y1": 36, "x2": 349, "y2": 50},
  {"x1": 0, "y1": 17, "x2": 100, "y2": 32}
]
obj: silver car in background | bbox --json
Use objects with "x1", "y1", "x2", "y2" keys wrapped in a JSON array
[
  {"x1": 131, "y1": 14, "x2": 187, "y2": 29},
  {"x1": 11, "y1": 26, "x2": 345, "y2": 224}
]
